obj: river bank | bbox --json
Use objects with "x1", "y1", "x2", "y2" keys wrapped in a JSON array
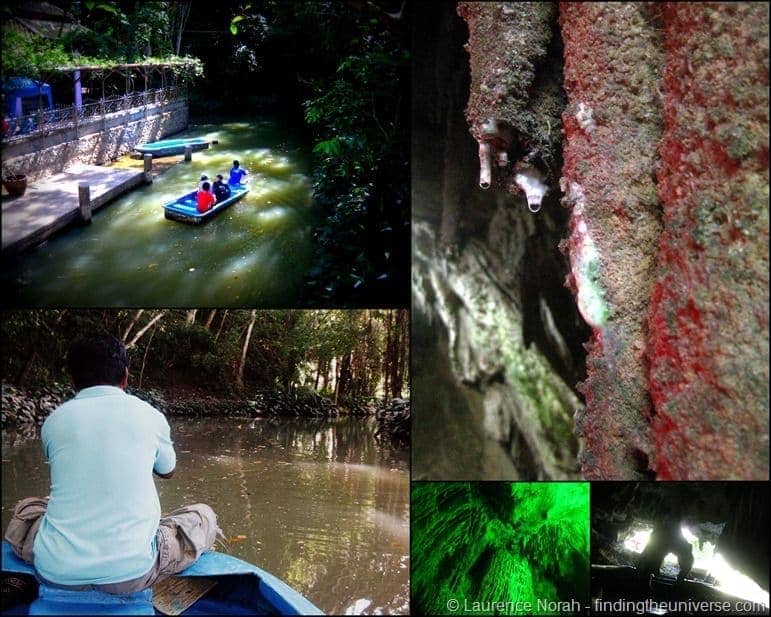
[{"x1": 1, "y1": 382, "x2": 409, "y2": 447}]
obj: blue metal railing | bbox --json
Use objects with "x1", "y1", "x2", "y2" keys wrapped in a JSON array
[{"x1": 2, "y1": 86, "x2": 185, "y2": 142}]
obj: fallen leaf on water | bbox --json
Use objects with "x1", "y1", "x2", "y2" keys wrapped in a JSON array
[{"x1": 230, "y1": 535, "x2": 248, "y2": 543}]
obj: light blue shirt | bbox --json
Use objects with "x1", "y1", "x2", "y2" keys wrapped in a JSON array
[{"x1": 33, "y1": 386, "x2": 175, "y2": 585}]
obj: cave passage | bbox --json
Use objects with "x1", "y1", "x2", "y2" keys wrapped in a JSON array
[{"x1": 591, "y1": 482, "x2": 770, "y2": 614}]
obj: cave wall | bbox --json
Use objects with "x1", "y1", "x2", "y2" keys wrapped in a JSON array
[
  {"x1": 414, "y1": 1, "x2": 769, "y2": 480},
  {"x1": 412, "y1": 482, "x2": 590, "y2": 613},
  {"x1": 646, "y1": 3, "x2": 769, "y2": 480},
  {"x1": 412, "y1": 0, "x2": 590, "y2": 480},
  {"x1": 559, "y1": 3, "x2": 664, "y2": 481},
  {"x1": 560, "y1": 2, "x2": 769, "y2": 480}
]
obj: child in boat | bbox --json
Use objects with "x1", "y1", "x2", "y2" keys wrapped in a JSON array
[
  {"x1": 213, "y1": 174, "x2": 231, "y2": 202},
  {"x1": 197, "y1": 181, "x2": 217, "y2": 213},
  {"x1": 228, "y1": 160, "x2": 248, "y2": 185},
  {"x1": 198, "y1": 174, "x2": 213, "y2": 193}
]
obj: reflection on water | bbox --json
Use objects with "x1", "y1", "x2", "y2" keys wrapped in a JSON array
[
  {"x1": 1, "y1": 416, "x2": 409, "y2": 615},
  {"x1": 3, "y1": 119, "x2": 317, "y2": 307}
]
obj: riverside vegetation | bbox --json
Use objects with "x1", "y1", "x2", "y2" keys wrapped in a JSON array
[{"x1": 1, "y1": 309, "x2": 410, "y2": 447}]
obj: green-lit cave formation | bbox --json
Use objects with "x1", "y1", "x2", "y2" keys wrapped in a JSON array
[
  {"x1": 411, "y1": 482, "x2": 589, "y2": 615},
  {"x1": 412, "y1": 1, "x2": 769, "y2": 480}
]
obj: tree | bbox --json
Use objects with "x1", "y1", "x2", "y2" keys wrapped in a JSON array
[
  {"x1": 1, "y1": 309, "x2": 409, "y2": 401},
  {"x1": 235, "y1": 309, "x2": 257, "y2": 391},
  {"x1": 125, "y1": 311, "x2": 166, "y2": 350},
  {"x1": 168, "y1": 1, "x2": 192, "y2": 55}
]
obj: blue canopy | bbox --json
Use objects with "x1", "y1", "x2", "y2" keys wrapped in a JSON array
[{"x1": 3, "y1": 76, "x2": 53, "y2": 117}]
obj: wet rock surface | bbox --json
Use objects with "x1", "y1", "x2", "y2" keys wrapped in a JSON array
[
  {"x1": 1, "y1": 383, "x2": 73, "y2": 427},
  {"x1": 415, "y1": 1, "x2": 768, "y2": 480},
  {"x1": 414, "y1": 1, "x2": 589, "y2": 480},
  {"x1": 374, "y1": 398, "x2": 410, "y2": 447},
  {"x1": 647, "y1": 3, "x2": 769, "y2": 480},
  {"x1": 414, "y1": 221, "x2": 584, "y2": 480},
  {"x1": 559, "y1": 2, "x2": 664, "y2": 480}
]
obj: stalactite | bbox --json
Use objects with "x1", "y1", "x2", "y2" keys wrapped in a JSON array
[{"x1": 458, "y1": 2, "x2": 563, "y2": 210}]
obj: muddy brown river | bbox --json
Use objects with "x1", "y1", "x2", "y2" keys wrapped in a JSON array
[{"x1": 1, "y1": 416, "x2": 409, "y2": 615}]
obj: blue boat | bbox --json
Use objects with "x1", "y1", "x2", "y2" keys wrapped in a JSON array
[
  {"x1": 135, "y1": 138, "x2": 210, "y2": 157},
  {"x1": 1, "y1": 541, "x2": 324, "y2": 615},
  {"x1": 163, "y1": 184, "x2": 249, "y2": 224}
]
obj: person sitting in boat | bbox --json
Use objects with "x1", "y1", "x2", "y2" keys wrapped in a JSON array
[
  {"x1": 198, "y1": 174, "x2": 214, "y2": 193},
  {"x1": 3, "y1": 335, "x2": 223, "y2": 594},
  {"x1": 197, "y1": 181, "x2": 217, "y2": 213},
  {"x1": 228, "y1": 160, "x2": 248, "y2": 185},
  {"x1": 213, "y1": 174, "x2": 231, "y2": 202}
]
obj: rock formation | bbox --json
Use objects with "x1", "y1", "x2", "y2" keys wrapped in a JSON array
[{"x1": 413, "y1": 1, "x2": 769, "y2": 480}]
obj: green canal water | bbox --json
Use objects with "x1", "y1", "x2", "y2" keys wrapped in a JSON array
[
  {"x1": 3, "y1": 119, "x2": 317, "y2": 307},
  {"x1": 1, "y1": 416, "x2": 410, "y2": 615}
]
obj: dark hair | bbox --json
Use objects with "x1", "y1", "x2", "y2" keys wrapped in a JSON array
[
  {"x1": 200, "y1": 174, "x2": 208, "y2": 180},
  {"x1": 233, "y1": 160, "x2": 239, "y2": 167},
  {"x1": 67, "y1": 335, "x2": 128, "y2": 390},
  {"x1": 202, "y1": 181, "x2": 211, "y2": 190},
  {"x1": 216, "y1": 174, "x2": 223, "y2": 180}
]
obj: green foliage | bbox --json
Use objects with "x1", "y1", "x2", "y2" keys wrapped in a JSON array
[
  {"x1": 147, "y1": 322, "x2": 229, "y2": 389},
  {"x1": 2, "y1": 3, "x2": 203, "y2": 84},
  {"x1": 301, "y1": 22, "x2": 409, "y2": 305},
  {"x1": 1, "y1": 26, "x2": 69, "y2": 81},
  {"x1": 0, "y1": 309, "x2": 406, "y2": 402}
]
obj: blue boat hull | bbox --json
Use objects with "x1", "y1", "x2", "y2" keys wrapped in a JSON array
[
  {"x1": 163, "y1": 185, "x2": 249, "y2": 224},
  {"x1": 135, "y1": 138, "x2": 209, "y2": 157},
  {"x1": 1, "y1": 541, "x2": 323, "y2": 615}
]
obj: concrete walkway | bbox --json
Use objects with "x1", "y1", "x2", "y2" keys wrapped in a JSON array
[{"x1": 2, "y1": 164, "x2": 147, "y2": 255}]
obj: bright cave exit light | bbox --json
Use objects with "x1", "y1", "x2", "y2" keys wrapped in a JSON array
[{"x1": 622, "y1": 525, "x2": 770, "y2": 607}]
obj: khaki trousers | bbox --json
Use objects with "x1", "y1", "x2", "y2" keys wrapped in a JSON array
[{"x1": 4, "y1": 497, "x2": 221, "y2": 594}]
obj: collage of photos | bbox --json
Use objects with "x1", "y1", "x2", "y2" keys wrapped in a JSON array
[{"x1": 0, "y1": 1, "x2": 768, "y2": 616}]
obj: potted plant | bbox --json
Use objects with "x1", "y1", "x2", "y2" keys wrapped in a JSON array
[{"x1": 2, "y1": 166, "x2": 27, "y2": 197}]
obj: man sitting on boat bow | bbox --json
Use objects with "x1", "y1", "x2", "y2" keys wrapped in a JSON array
[{"x1": 4, "y1": 335, "x2": 223, "y2": 594}]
